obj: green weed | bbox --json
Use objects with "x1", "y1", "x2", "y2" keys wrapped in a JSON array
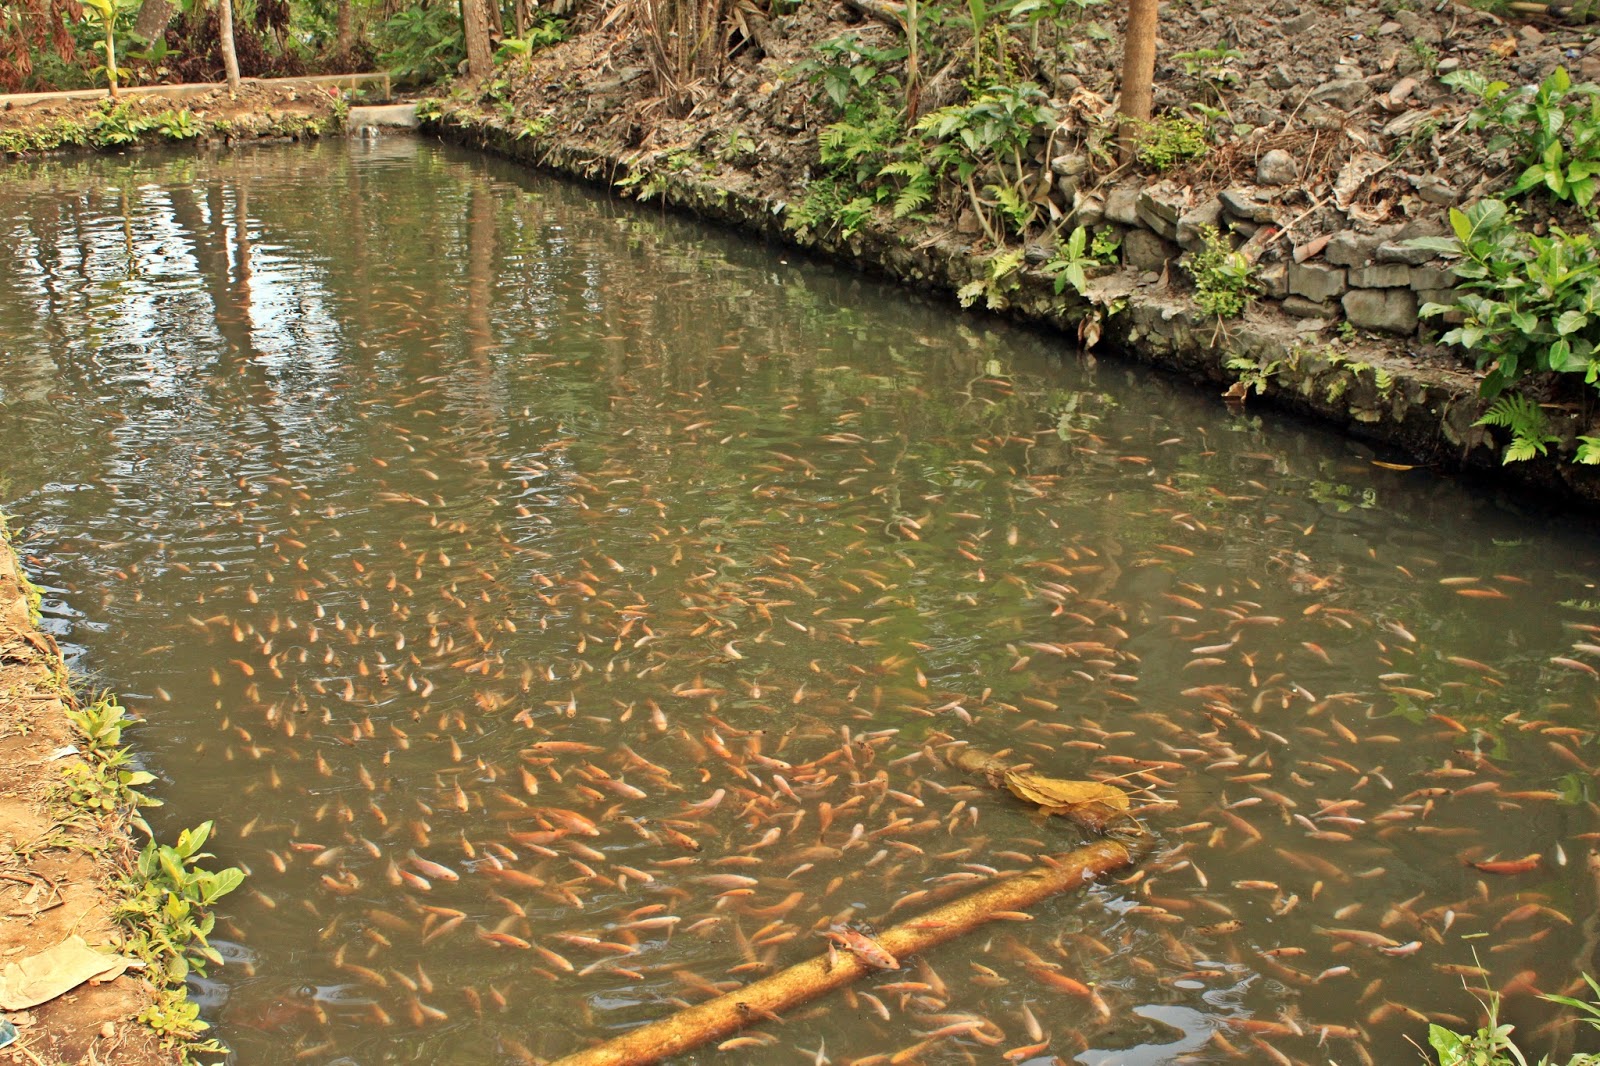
[
  {"x1": 1133, "y1": 113, "x2": 1208, "y2": 171},
  {"x1": 1183, "y1": 224, "x2": 1256, "y2": 318}
]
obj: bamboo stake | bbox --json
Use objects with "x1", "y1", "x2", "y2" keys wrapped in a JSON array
[{"x1": 550, "y1": 837, "x2": 1136, "y2": 1066}]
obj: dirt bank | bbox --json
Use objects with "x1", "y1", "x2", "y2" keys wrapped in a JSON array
[
  {"x1": 0, "y1": 78, "x2": 347, "y2": 154},
  {"x1": 0, "y1": 530, "x2": 172, "y2": 1066},
  {"x1": 425, "y1": 0, "x2": 1600, "y2": 508}
]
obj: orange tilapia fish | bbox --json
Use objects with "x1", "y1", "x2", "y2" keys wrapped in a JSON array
[{"x1": 824, "y1": 926, "x2": 899, "y2": 970}]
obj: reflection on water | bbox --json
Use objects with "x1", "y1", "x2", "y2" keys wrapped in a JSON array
[{"x1": 2, "y1": 139, "x2": 1599, "y2": 1066}]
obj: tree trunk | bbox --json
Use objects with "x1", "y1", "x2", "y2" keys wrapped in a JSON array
[
  {"x1": 335, "y1": 0, "x2": 354, "y2": 53},
  {"x1": 513, "y1": 0, "x2": 530, "y2": 37},
  {"x1": 1117, "y1": 0, "x2": 1158, "y2": 163},
  {"x1": 218, "y1": 0, "x2": 241, "y2": 89},
  {"x1": 131, "y1": 0, "x2": 174, "y2": 45},
  {"x1": 462, "y1": 0, "x2": 493, "y2": 82}
]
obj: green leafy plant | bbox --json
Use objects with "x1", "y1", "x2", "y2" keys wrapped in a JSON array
[
  {"x1": 1427, "y1": 971, "x2": 1600, "y2": 1066},
  {"x1": 1226, "y1": 353, "x2": 1283, "y2": 396},
  {"x1": 786, "y1": 176, "x2": 878, "y2": 239},
  {"x1": 62, "y1": 694, "x2": 161, "y2": 824},
  {"x1": 1183, "y1": 224, "x2": 1256, "y2": 317},
  {"x1": 1411, "y1": 39, "x2": 1440, "y2": 75},
  {"x1": 1474, "y1": 392, "x2": 1560, "y2": 463},
  {"x1": 1133, "y1": 113, "x2": 1208, "y2": 171},
  {"x1": 87, "y1": 100, "x2": 156, "y2": 147},
  {"x1": 80, "y1": 0, "x2": 137, "y2": 97},
  {"x1": 119, "y1": 820, "x2": 244, "y2": 1051},
  {"x1": 377, "y1": 1, "x2": 465, "y2": 85},
  {"x1": 958, "y1": 246, "x2": 1026, "y2": 309},
  {"x1": 1172, "y1": 43, "x2": 1243, "y2": 87},
  {"x1": 1044, "y1": 224, "x2": 1118, "y2": 295},
  {"x1": 494, "y1": 18, "x2": 567, "y2": 62},
  {"x1": 915, "y1": 81, "x2": 1055, "y2": 240},
  {"x1": 1447, "y1": 66, "x2": 1600, "y2": 213},
  {"x1": 153, "y1": 109, "x2": 201, "y2": 141},
  {"x1": 797, "y1": 33, "x2": 904, "y2": 113},
  {"x1": 1411, "y1": 198, "x2": 1600, "y2": 400}
]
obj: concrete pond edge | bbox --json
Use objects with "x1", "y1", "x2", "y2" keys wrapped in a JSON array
[{"x1": 425, "y1": 109, "x2": 1600, "y2": 512}]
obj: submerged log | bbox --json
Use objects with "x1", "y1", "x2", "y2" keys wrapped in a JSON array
[{"x1": 550, "y1": 838, "x2": 1137, "y2": 1066}]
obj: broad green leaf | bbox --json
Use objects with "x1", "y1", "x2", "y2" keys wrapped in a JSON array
[{"x1": 1556, "y1": 309, "x2": 1589, "y2": 335}]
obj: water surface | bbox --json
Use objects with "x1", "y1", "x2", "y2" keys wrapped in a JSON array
[{"x1": 2, "y1": 138, "x2": 1599, "y2": 1065}]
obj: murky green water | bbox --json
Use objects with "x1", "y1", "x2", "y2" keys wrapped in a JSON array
[{"x1": 3, "y1": 138, "x2": 1600, "y2": 1066}]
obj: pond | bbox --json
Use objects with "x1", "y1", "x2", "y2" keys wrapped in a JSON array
[{"x1": 2, "y1": 137, "x2": 1598, "y2": 1065}]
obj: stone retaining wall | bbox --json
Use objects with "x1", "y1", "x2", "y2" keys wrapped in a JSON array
[{"x1": 429, "y1": 111, "x2": 1600, "y2": 510}]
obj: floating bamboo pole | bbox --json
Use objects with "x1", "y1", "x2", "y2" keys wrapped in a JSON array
[{"x1": 550, "y1": 837, "x2": 1137, "y2": 1066}]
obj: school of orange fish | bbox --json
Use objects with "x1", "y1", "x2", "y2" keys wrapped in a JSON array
[{"x1": 2, "y1": 144, "x2": 1598, "y2": 1066}]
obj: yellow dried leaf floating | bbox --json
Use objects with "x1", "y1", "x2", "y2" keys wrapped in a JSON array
[
  {"x1": 1002, "y1": 771, "x2": 1129, "y2": 832},
  {"x1": 1003, "y1": 770, "x2": 1129, "y2": 810}
]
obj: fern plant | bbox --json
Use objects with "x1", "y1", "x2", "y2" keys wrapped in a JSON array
[
  {"x1": 959, "y1": 247, "x2": 1027, "y2": 309},
  {"x1": 1475, "y1": 393, "x2": 1559, "y2": 463}
]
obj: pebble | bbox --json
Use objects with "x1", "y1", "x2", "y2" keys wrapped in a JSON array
[{"x1": 1257, "y1": 149, "x2": 1300, "y2": 186}]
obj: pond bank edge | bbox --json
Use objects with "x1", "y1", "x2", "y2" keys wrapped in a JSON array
[
  {"x1": 0, "y1": 522, "x2": 200, "y2": 1065},
  {"x1": 426, "y1": 113, "x2": 1600, "y2": 512}
]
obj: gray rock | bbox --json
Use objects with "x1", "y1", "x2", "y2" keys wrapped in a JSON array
[
  {"x1": 1267, "y1": 65, "x2": 1295, "y2": 90},
  {"x1": 1258, "y1": 262, "x2": 1289, "y2": 300},
  {"x1": 1050, "y1": 152, "x2": 1090, "y2": 178},
  {"x1": 1416, "y1": 288, "x2": 1464, "y2": 324},
  {"x1": 1104, "y1": 185, "x2": 1140, "y2": 226},
  {"x1": 1219, "y1": 186, "x2": 1278, "y2": 224},
  {"x1": 1257, "y1": 149, "x2": 1299, "y2": 186},
  {"x1": 1343, "y1": 288, "x2": 1419, "y2": 334},
  {"x1": 1325, "y1": 231, "x2": 1382, "y2": 267},
  {"x1": 1376, "y1": 239, "x2": 1437, "y2": 266},
  {"x1": 1394, "y1": 10, "x2": 1438, "y2": 43},
  {"x1": 1136, "y1": 185, "x2": 1185, "y2": 241},
  {"x1": 1437, "y1": 57, "x2": 1461, "y2": 74},
  {"x1": 1313, "y1": 79, "x2": 1372, "y2": 110},
  {"x1": 1289, "y1": 261, "x2": 1348, "y2": 303},
  {"x1": 1072, "y1": 193, "x2": 1107, "y2": 229},
  {"x1": 1349, "y1": 263, "x2": 1413, "y2": 288},
  {"x1": 1281, "y1": 11, "x2": 1316, "y2": 34},
  {"x1": 1411, "y1": 174, "x2": 1460, "y2": 205},
  {"x1": 1387, "y1": 77, "x2": 1419, "y2": 107},
  {"x1": 1177, "y1": 199, "x2": 1224, "y2": 251},
  {"x1": 1123, "y1": 228, "x2": 1181, "y2": 272},
  {"x1": 1410, "y1": 262, "x2": 1457, "y2": 290},
  {"x1": 1283, "y1": 295, "x2": 1335, "y2": 319}
]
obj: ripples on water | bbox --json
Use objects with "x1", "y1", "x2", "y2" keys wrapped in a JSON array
[{"x1": 2, "y1": 139, "x2": 1599, "y2": 1065}]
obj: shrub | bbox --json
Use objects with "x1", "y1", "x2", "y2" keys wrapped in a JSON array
[
  {"x1": 1411, "y1": 198, "x2": 1600, "y2": 398},
  {"x1": 1182, "y1": 224, "x2": 1255, "y2": 317},
  {"x1": 1447, "y1": 66, "x2": 1600, "y2": 213}
]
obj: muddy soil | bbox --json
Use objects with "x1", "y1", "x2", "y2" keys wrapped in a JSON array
[{"x1": 0, "y1": 536, "x2": 170, "y2": 1066}]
